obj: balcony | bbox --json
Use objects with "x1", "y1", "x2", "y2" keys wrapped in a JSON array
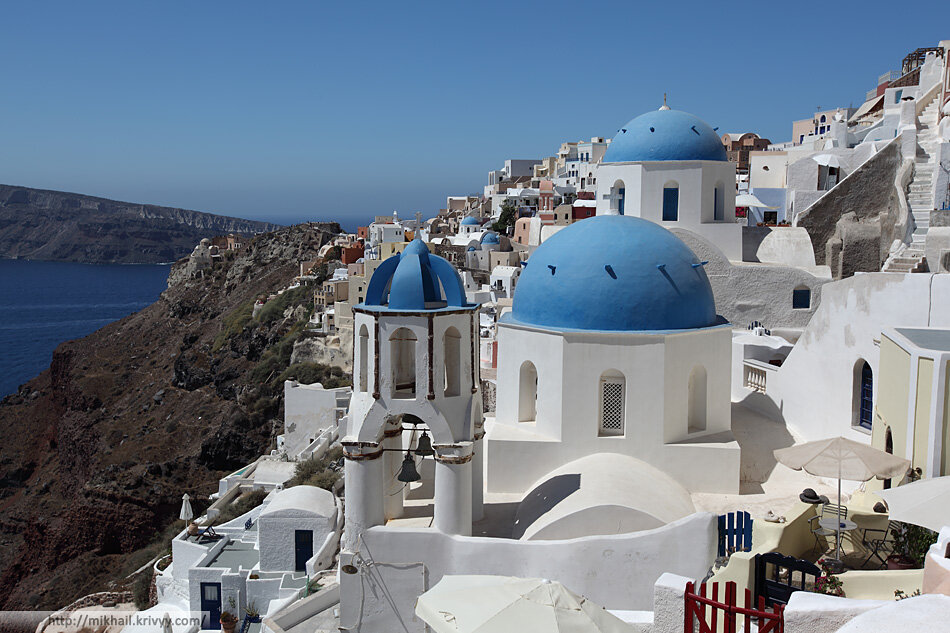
[{"x1": 742, "y1": 359, "x2": 776, "y2": 393}]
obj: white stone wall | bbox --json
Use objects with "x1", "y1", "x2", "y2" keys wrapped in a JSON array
[
  {"x1": 489, "y1": 321, "x2": 739, "y2": 494},
  {"x1": 337, "y1": 513, "x2": 717, "y2": 633},
  {"x1": 258, "y1": 515, "x2": 334, "y2": 572},
  {"x1": 282, "y1": 381, "x2": 349, "y2": 458},
  {"x1": 736, "y1": 273, "x2": 950, "y2": 442}
]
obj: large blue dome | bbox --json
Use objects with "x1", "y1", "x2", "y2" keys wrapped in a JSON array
[
  {"x1": 509, "y1": 216, "x2": 718, "y2": 331},
  {"x1": 602, "y1": 109, "x2": 727, "y2": 163}
]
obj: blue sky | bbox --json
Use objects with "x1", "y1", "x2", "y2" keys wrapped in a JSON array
[{"x1": 1, "y1": 2, "x2": 948, "y2": 229}]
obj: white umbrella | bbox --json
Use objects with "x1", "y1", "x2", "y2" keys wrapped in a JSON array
[
  {"x1": 735, "y1": 193, "x2": 778, "y2": 209},
  {"x1": 179, "y1": 493, "x2": 194, "y2": 522},
  {"x1": 875, "y1": 476, "x2": 950, "y2": 532},
  {"x1": 774, "y1": 437, "x2": 910, "y2": 562},
  {"x1": 415, "y1": 575, "x2": 633, "y2": 633},
  {"x1": 812, "y1": 154, "x2": 841, "y2": 168},
  {"x1": 161, "y1": 612, "x2": 173, "y2": 633}
]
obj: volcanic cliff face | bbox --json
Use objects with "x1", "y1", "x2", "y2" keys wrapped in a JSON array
[
  {"x1": 0, "y1": 223, "x2": 349, "y2": 612},
  {"x1": 0, "y1": 184, "x2": 283, "y2": 264}
]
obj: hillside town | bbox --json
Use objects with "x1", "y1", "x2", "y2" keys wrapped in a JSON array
[{"x1": 35, "y1": 40, "x2": 950, "y2": 633}]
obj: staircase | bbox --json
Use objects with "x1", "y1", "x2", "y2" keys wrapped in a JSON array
[{"x1": 884, "y1": 93, "x2": 940, "y2": 272}]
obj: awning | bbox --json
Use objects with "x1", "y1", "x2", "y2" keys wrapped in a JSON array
[
  {"x1": 735, "y1": 193, "x2": 778, "y2": 209},
  {"x1": 848, "y1": 94, "x2": 884, "y2": 123},
  {"x1": 812, "y1": 154, "x2": 841, "y2": 168}
]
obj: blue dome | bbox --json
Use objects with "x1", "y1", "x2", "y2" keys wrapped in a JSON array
[
  {"x1": 602, "y1": 109, "x2": 727, "y2": 163},
  {"x1": 363, "y1": 239, "x2": 471, "y2": 311},
  {"x1": 461, "y1": 216, "x2": 479, "y2": 225},
  {"x1": 510, "y1": 216, "x2": 718, "y2": 331},
  {"x1": 482, "y1": 232, "x2": 500, "y2": 244}
]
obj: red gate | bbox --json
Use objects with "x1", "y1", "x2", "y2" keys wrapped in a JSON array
[{"x1": 685, "y1": 581, "x2": 784, "y2": 633}]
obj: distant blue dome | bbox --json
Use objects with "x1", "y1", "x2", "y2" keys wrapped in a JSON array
[
  {"x1": 482, "y1": 232, "x2": 500, "y2": 244},
  {"x1": 602, "y1": 109, "x2": 727, "y2": 163},
  {"x1": 461, "y1": 216, "x2": 479, "y2": 225},
  {"x1": 467, "y1": 246, "x2": 476, "y2": 251},
  {"x1": 510, "y1": 216, "x2": 718, "y2": 331},
  {"x1": 362, "y1": 239, "x2": 471, "y2": 311}
]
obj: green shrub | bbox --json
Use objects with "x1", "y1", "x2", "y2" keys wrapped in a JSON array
[
  {"x1": 287, "y1": 447, "x2": 344, "y2": 491},
  {"x1": 278, "y1": 362, "x2": 351, "y2": 389},
  {"x1": 212, "y1": 489, "x2": 268, "y2": 526},
  {"x1": 132, "y1": 570, "x2": 152, "y2": 610},
  {"x1": 212, "y1": 301, "x2": 255, "y2": 352},
  {"x1": 257, "y1": 286, "x2": 314, "y2": 325}
]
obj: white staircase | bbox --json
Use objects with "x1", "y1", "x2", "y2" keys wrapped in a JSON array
[
  {"x1": 909, "y1": 98, "x2": 940, "y2": 247},
  {"x1": 885, "y1": 94, "x2": 940, "y2": 272}
]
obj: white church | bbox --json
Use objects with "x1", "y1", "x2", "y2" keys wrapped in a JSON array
[
  {"x1": 337, "y1": 206, "x2": 742, "y2": 629},
  {"x1": 594, "y1": 104, "x2": 743, "y2": 260}
]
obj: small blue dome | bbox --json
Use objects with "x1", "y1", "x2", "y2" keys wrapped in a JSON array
[
  {"x1": 482, "y1": 232, "x2": 500, "y2": 244},
  {"x1": 467, "y1": 246, "x2": 476, "y2": 251},
  {"x1": 461, "y1": 216, "x2": 479, "y2": 226},
  {"x1": 363, "y1": 239, "x2": 471, "y2": 310},
  {"x1": 602, "y1": 109, "x2": 727, "y2": 163},
  {"x1": 510, "y1": 216, "x2": 718, "y2": 331}
]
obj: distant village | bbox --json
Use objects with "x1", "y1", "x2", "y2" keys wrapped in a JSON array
[{"x1": 41, "y1": 40, "x2": 950, "y2": 633}]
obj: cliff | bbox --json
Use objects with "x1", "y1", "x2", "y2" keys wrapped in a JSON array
[
  {"x1": 0, "y1": 223, "x2": 349, "y2": 612},
  {"x1": 0, "y1": 184, "x2": 283, "y2": 264}
]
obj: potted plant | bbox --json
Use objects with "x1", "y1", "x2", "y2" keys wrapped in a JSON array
[
  {"x1": 244, "y1": 602, "x2": 261, "y2": 624},
  {"x1": 219, "y1": 611, "x2": 238, "y2": 633},
  {"x1": 887, "y1": 522, "x2": 938, "y2": 569},
  {"x1": 813, "y1": 559, "x2": 845, "y2": 597}
]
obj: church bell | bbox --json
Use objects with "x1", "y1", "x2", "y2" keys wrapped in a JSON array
[
  {"x1": 414, "y1": 430, "x2": 434, "y2": 457},
  {"x1": 397, "y1": 452, "x2": 421, "y2": 483}
]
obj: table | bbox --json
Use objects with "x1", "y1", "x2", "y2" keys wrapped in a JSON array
[{"x1": 819, "y1": 517, "x2": 858, "y2": 568}]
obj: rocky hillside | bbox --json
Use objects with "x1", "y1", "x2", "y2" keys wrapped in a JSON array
[
  {"x1": 0, "y1": 184, "x2": 282, "y2": 264},
  {"x1": 0, "y1": 223, "x2": 350, "y2": 613}
]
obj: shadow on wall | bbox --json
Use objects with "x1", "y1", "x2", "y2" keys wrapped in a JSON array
[
  {"x1": 732, "y1": 398, "x2": 795, "y2": 495},
  {"x1": 511, "y1": 473, "x2": 581, "y2": 539}
]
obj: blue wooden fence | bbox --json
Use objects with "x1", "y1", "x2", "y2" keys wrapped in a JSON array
[{"x1": 718, "y1": 511, "x2": 753, "y2": 557}]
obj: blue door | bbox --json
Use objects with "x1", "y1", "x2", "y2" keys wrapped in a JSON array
[
  {"x1": 618, "y1": 188, "x2": 625, "y2": 215},
  {"x1": 200, "y1": 582, "x2": 222, "y2": 629},
  {"x1": 295, "y1": 530, "x2": 313, "y2": 572}
]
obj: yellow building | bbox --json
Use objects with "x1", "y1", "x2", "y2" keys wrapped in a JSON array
[{"x1": 872, "y1": 328, "x2": 950, "y2": 487}]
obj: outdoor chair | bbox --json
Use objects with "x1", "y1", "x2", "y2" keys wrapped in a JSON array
[
  {"x1": 861, "y1": 520, "x2": 900, "y2": 568},
  {"x1": 195, "y1": 524, "x2": 218, "y2": 542},
  {"x1": 808, "y1": 503, "x2": 847, "y2": 553}
]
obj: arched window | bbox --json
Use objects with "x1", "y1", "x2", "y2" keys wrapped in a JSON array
[
  {"x1": 854, "y1": 360, "x2": 873, "y2": 430},
  {"x1": 443, "y1": 326, "x2": 461, "y2": 397},
  {"x1": 610, "y1": 180, "x2": 626, "y2": 215},
  {"x1": 662, "y1": 182, "x2": 679, "y2": 221},
  {"x1": 713, "y1": 183, "x2": 724, "y2": 221},
  {"x1": 688, "y1": 366, "x2": 707, "y2": 433},
  {"x1": 599, "y1": 370, "x2": 626, "y2": 436},
  {"x1": 390, "y1": 327, "x2": 417, "y2": 399},
  {"x1": 792, "y1": 286, "x2": 811, "y2": 309},
  {"x1": 518, "y1": 361, "x2": 538, "y2": 422},
  {"x1": 358, "y1": 324, "x2": 369, "y2": 392},
  {"x1": 820, "y1": 114, "x2": 827, "y2": 123}
]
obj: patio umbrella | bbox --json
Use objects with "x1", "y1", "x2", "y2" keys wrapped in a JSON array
[
  {"x1": 415, "y1": 575, "x2": 633, "y2": 633},
  {"x1": 774, "y1": 437, "x2": 910, "y2": 562},
  {"x1": 735, "y1": 193, "x2": 778, "y2": 209},
  {"x1": 875, "y1": 475, "x2": 950, "y2": 532},
  {"x1": 161, "y1": 612, "x2": 173, "y2": 633},
  {"x1": 179, "y1": 493, "x2": 194, "y2": 522},
  {"x1": 812, "y1": 154, "x2": 841, "y2": 168}
]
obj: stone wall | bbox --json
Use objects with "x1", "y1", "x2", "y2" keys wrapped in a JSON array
[
  {"x1": 795, "y1": 139, "x2": 902, "y2": 275},
  {"x1": 672, "y1": 228, "x2": 830, "y2": 330}
]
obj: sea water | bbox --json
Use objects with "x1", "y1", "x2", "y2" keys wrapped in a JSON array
[{"x1": 0, "y1": 259, "x2": 170, "y2": 397}]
